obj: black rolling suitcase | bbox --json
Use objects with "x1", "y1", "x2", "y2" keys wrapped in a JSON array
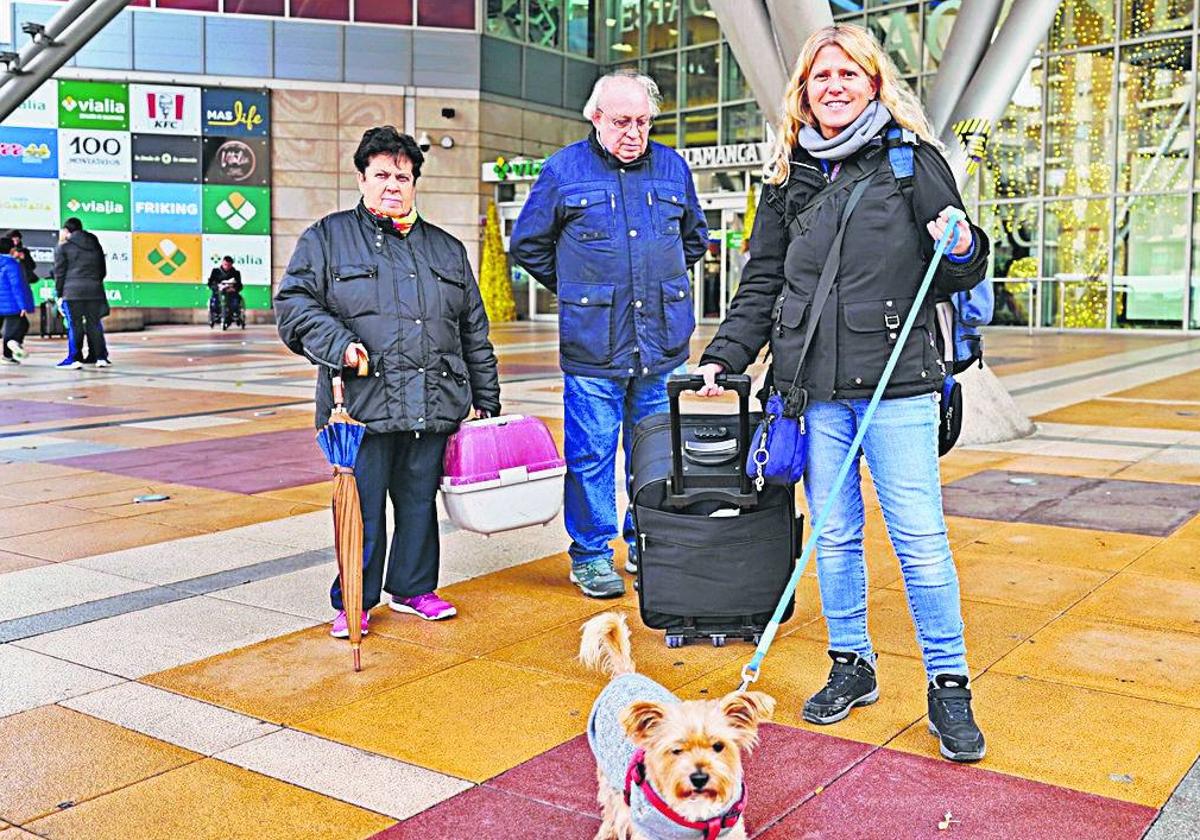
[{"x1": 629, "y1": 374, "x2": 803, "y2": 648}]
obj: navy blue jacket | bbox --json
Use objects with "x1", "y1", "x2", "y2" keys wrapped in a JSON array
[
  {"x1": 510, "y1": 134, "x2": 708, "y2": 378},
  {"x1": 0, "y1": 255, "x2": 34, "y2": 317}
]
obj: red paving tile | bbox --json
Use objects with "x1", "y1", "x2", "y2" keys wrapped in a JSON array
[
  {"x1": 374, "y1": 786, "x2": 600, "y2": 839},
  {"x1": 485, "y1": 726, "x2": 875, "y2": 834},
  {"x1": 756, "y1": 748, "x2": 1158, "y2": 840}
]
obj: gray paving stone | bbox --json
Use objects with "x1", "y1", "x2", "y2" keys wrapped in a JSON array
[{"x1": 1145, "y1": 758, "x2": 1200, "y2": 840}]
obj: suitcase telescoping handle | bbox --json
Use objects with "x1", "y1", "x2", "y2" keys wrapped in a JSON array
[{"x1": 666, "y1": 373, "x2": 753, "y2": 499}]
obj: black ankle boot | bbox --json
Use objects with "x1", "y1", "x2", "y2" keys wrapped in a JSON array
[
  {"x1": 802, "y1": 650, "x2": 879, "y2": 724},
  {"x1": 927, "y1": 674, "x2": 986, "y2": 762}
]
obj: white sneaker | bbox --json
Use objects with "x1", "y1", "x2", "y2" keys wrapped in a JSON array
[
  {"x1": 95, "y1": 359, "x2": 111, "y2": 368},
  {"x1": 5, "y1": 340, "x2": 26, "y2": 361}
]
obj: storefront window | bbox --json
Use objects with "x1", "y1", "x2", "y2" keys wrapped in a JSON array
[
  {"x1": 527, "y1": 0, "x2": 561, "y2": 48},
  {"x1": 1044, "y1": 198, "x2": 1113, "y2": 328},
  {"x1": 566, "y1": 0, "x2": 597, "y2": 56},
  {"x1": 1113, "y1": 192, "x2": 1187, "y2": 328},
  {"x1": 868, "y1": 4, "x2": 921, "y2": 76},
  {"x1": 721, "y1": 102, "x2": 763, "y2": 144},
  {"x1": 1049, "y1": 0, "x2": 1115, "y2": 51},
  {"x1": 643, "y1": 0, "x2": 679, "y2": 53},
  {"x1": 488, "y1": 0, "x2": 524, "y2": 39},
  {"x1": 685, "y1": 0, "x2": 719, "y2": 46},
  {"x1": 1044, "y1": 50, "x2": 1115, "y2": 197},
  {"x1": 680, "y1": 108, "x2": 718, "y2": 147},
  {"x1": 1122, "y1": 0, "x2": 1195, "y2": 39},
  {"x1": 979, "y1": 202, "x2": 1041, "y2": 327},
  {"x1": 1116, "y1": 39, "x2": 1192, "y2": 195},
  {"x1": 682, "y1": 45, "x2": 719, "y2": 108},
  {"x1": 645, "y1": 53, "x2": 678, "y2": 111},
  {"x1": 652, "y1": 113, "x2": 679, "y2": 147},
  {"x1": 982, "y1": 58, "x2": 1044, "y2": 201},
  {"x1": 722, "y1": 43, "x2": 752, "y2": 102},
  {"x1": 606, "y1": 0, "x2": 640, "y2": 60}
]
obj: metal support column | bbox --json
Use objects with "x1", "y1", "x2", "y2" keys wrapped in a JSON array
[
  {"x1": 763, "y1": 0, "x2": 833, "y2": 76},
  {"x1": 708, "y1": 0, "x2": 788, "y2": 127},
  {"x1": 0, "y1": 0, "x2": 131, "y2": 123},
  {"x1": 923, "y1": 0, "x2": 1005, "y2": 137}
]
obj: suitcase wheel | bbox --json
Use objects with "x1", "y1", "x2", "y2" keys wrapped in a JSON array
[
  {"x1": 752, "y1": 633, "x2": 762, "y2": 645},
  {"x1": 711, "y1": 634, "x2": 726, "y2": 648},
  {"x1": 665, "y1": 634, "x2": 686, "y2": 649}
]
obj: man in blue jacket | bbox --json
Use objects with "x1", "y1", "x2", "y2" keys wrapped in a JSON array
[{"x1": 510, "y1": 71, "x2": 708, "y2": 598}]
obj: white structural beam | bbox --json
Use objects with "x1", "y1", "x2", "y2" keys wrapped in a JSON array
[
  {"x1": 708, "y1": 0, "x2": 788, "y2": 127},
  {"x1": 923, "y1": 0, "x2": 1005, "y2": 137},
  {"x1": 763, "y1": 0, "x2": 833, "y2": 74}
]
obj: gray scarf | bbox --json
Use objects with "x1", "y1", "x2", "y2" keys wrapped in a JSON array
[{"x1": 798, "y1": 100, "x2": 893, "y2": 161}]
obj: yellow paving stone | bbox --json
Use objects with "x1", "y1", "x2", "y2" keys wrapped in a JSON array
[
  {"x1": 1072, "y1": 572, "x2": 1200, "y2": 634},
  {"x1": 1122, "y1": 536, "x2": 1200, "y2": 584},
  {"x1": 367, "y1": 573, "x2": 614, "y2": 657},
  {"x1": 992, "y1": 615, "x2": 1200, "y2": 708},
  {"x1": 989, "y1": 454, "x2": 1132, "y2": 479},
  {"x1": 0, "y1": 550, "x2": 48, "y2": 574},
  {"x1": 486, "y1": 605, "x2": 748, "y2": 690},
  {"x1": 1111, "y1": 368, "x2": 1200, "y2": 402},
  {"x1": 955, "y1": 522, "x2": 1157, "y2": 573},
  {"x1": 1114, "y1": 460, "x2": 1200, "y2": 485},
  {"x1": 888, "y1": 671, "x2": 1200, "y2": 807},
  {"x1": 0, "y1": 517, "x2": 203, "y2": 562},
  {"x1": 0, "y1": 463, "x2": 82, "y2": 484},
  {"x1": 144, "y1": 626, "x2": 468, "y2": 726},
  {"x1": 254, "y1": 481, "x2": 331, "y2": 507},
  {"x1": 0, "y1": 706, "x2": 199, "y2": 824},
  {"x1": 58, "y1": 484, "x2": 246, "y2": 519},
  {"x1": 57, "y1": 426, "x2": 208, "y2": 448},
  {"x1": 135, "y1": 496, "x2": 322, "y2": 533},
  {"x1": 0, "y1": 471, "x2": 152, "y2": 505},
  {"x1": 297, "y1": 658, "x2": 597, "y2": 782},
  {"x1": 1035, "y1": 399, "x2": 1200, "y2": 433},
  {"x1": 1173, "y1": 514, "x2": 1200, "y2": 541},
  {"x1": 932, "y1": 553, "x2": 1109, "y2": 612},
  {"x1": 674, "y1": 635, "x2": 931, "y2": 746},
  {"x1": 792, "y1": 588, "x2": 1055, "y2": 670},
  {"x1": 25, "y1": 758, "x2": 392, "y2": 840},
  {"x1": 945, "y1": 515, "x2": 1004, "y2": 549},
  {"x1": 0, "y1": 504, "x2": 111, "y2": 539}
]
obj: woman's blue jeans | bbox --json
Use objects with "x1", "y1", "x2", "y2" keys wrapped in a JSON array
[
  {"x1": 803, "y1": 393, "x2": 969, "y2": 679},
  {"x1": 562, "y1": 373, "x2": 669, "y2": 567}
]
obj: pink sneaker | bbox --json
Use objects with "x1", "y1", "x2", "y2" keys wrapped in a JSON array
[
  {"x1": 329, "y1": 610, "x2": 370, "y2": 638},
  {"x1": 390, "y1": 592, "x2": 457, "y2": 621}
]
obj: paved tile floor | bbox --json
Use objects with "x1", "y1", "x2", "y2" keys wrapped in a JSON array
[{"x1": 0, "y1": 323, "x2": 1198, "y2": 838}]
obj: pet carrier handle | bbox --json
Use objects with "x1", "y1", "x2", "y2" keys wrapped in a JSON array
[
  {"x1": 667, "y1": 373, "x2": 752, "y2": 498},
  {"x1": 738, "y1": 214, "x2": 964, "y2": 694}
]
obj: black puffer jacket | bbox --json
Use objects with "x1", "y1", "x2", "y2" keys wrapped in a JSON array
[
  {"x1": 275, "y1": 203, "x2": 501, "y2": 434},
  {"x1": 702, "y1": 130, "x2": 989, "y2": 401},
  {"x1": 53, "y1": 230, "x2": 107, "y2": 301}
]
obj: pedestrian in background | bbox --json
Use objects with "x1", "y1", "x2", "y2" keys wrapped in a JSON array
[
  {"x1": 53, "y1": 217, "x2": 111, "y2": 369},
  {"x1": 510, "y1": 70, "x2": 708, "y2": 599},
  {"x1": 0, "y1": 236, "x2": 34, "y2": 364}
]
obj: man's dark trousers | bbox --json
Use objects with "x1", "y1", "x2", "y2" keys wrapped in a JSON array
[
  {"x1": 65, "y1": 299, "x2": 108, "y2": 362},
  {"x1": 330, "y1": 429, "x2": 449, "y2": 611}
]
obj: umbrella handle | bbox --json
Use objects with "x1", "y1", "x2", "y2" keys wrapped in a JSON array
[{"x1": 332, "y1": 374, "x2": 345, "y2": 408}]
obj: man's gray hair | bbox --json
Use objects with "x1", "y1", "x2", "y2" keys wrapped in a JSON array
[{"x1": 582, "y1": 71, "x2": 662, "y2": 121}]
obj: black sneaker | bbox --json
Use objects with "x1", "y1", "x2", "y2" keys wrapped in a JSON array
[
  {"x1": 624, "y1": 541, "x2": 638, "y2": 575},
  {"x1": 802, "y1": 650, "x2": 879, "y2": 724},
  {"x1": 927, "y1": 674, "x2": 986, "y2": 762}
]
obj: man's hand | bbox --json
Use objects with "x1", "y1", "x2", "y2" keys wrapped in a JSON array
[
  {"x1": 343, "y1": 342, "x2": 369, "y2": 374},
  {"x1": 693, "y1": 362, "x2": 726, "y2": 397},
  {"x1": 472, "y1": 408, "x2": 492, "y2": 420}
]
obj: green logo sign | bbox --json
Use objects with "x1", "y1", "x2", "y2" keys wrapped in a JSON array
[
  {"x1": 59, "y1": 81, "x2": 129, "y2": 130},
  {"x1": 491, "y1": 156, "x2": 545, "y2": 181},
  {"x1": 59, "y1": 180, "x2": 131, "y2": 230},
  {"x1": 147, "y1": 238, "x2": 188, "y2": 276},
  {"x1": 202, "y1": 185, "x2": 269, "y2": 235}
]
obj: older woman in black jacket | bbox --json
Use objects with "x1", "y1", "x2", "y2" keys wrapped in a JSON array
[
  {"x1": 695, "y1": 24, "x2": 989, "y2": 762},
  {"x1": 276, "y1": 126, "x2": 500, "y2": 634}
]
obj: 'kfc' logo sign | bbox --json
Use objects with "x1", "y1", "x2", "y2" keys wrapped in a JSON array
[{"x1": 129, "y1": 84, "x2": 200, "y2": 135}]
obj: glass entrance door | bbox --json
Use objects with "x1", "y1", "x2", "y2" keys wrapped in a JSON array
[{"x1": 694, "y1": 202, "x2": 750, "y2": 324}]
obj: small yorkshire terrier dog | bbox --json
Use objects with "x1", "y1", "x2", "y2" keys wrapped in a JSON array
[{"x1": 578, "y1": 613, "x2": 775, "y2": 840}]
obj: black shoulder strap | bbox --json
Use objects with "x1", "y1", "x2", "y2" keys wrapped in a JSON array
[{"x1": 781, "y1": 171, "x2": 876, "y2": 415}]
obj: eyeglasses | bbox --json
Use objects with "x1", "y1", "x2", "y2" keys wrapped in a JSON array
[{"x1": 599, "y1": 111, "x2": 653, "y2": 134}]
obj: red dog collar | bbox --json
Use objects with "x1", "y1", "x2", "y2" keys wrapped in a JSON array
[{"x1": 624, "y1": 748, "x2": 748, "y2": 840}]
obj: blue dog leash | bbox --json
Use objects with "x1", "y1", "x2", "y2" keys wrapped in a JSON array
[{"x1": 738, "y1": 212, "x2": 965, "y2": 692}]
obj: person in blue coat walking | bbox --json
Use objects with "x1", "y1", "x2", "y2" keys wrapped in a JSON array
[
  {"x1": 510, "y1": 71, "x2": 708, "y2": 598},
  {"x1": 0, "y1": 236, "x2": 35, "y2": 364}
]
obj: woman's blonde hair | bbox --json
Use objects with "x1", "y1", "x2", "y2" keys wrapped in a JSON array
[{"x1": 764, "y1": 23, "x2": 938, "y2": 185}]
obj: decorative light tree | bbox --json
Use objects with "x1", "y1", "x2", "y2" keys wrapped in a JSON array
[{"x1": 479, "y1": 200, "x2": 517, "y2": 323}]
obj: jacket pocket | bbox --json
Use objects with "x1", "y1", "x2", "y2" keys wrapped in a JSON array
[
  {"x1": 651, "y1": 185, "x2": 686, "y2": 237},
  {"x1": 561, "y1": 189, "x2": 614, "y2": 243},
  {"x1": 342, "y1": 359, "x2": 389, "y2": 422},
  {"x1": 558, "y1": 281, "x2": 614, "y2": 366},
  {"x1": 779, "y1": 292, "x2": 811, "y2": 329},
  {"x1": 330, "y1": 262, "x2": 380, "y2": 317},
  {"x1": 431, "y1": 262, "x2": 466, "y2": 318},
  {"x1": 431, "y1": 353, "x2": 472, "y2": 424},
  {"x1": 839, "y1": 297, "x2": 927, "y2": 390},
  {"x1": 660, "y1": 274, "x2": 694, "y2": 355}
]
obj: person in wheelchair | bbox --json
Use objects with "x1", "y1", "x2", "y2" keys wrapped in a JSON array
[{"x1": 207, "y1": 255, "x2": 244, "y2": 329}]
